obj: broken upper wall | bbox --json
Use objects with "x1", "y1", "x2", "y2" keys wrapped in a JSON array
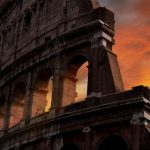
[{"x1": 0, "y1": 0, "x2": 114, "y2": 71}]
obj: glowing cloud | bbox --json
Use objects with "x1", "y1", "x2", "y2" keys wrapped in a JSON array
[{"x1": 100, "y1": 0, "x2": 150, "y2": 89}]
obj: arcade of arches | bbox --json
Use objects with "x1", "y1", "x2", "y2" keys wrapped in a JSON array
[
  {"x1": 60, "y1": 135, "x2": 128, "y2": 150},
  {"x1": 0, "y1": 55, "x2": 89, "y2": 129}
]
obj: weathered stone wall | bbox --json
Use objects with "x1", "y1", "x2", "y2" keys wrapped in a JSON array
[
  {"x1": 0, "y1": 1, "x2": 123, "y2": 130},
  {"x1": 0, "y1": 0, "x2": 93, "y2": 68},
  {"x1": 0, "y1": 0, "x2": 114, "y2": 71},
  {"x1": 0, "y1": 1, "x2": 141, "y2": 150},
  {"x1": 0, "y1": 86, "x2": 149, "y2": 150}
]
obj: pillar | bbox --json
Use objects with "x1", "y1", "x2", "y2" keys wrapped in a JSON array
[
  {"x1": 4, "y1": 86, "x2": 12, "y2": 131},
  {"x1": 88, "y1": 31, "x2": 124, "y2": 96},
  {"x1": 131, "y1": 114, "x2": 141, "y2": 150},
  {"x1": 51, "y1": 73, "x2": 64, "y2": 112},
  {"x1": 132, "y1": 124, "x2": 140, "y2": 150},
  {"x1": 51, "y1": 52, "x2": 64, "y2": 113},
  {"x1": 0, "y1": 100, "x2": 5, "y2": 130},
  {"x1": 82, "y1": 126, "x2": 93, "y2": 150},
  {"x1": 53, "y1": 136, "x2": 63, "y2": 150},
  {"x1": 23, "y1": 72, "x2": 33, "y2": 124}
]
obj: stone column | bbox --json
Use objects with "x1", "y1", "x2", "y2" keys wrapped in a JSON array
[
  {"x1": 88, "y1": 31, "x2": 124, "y2": 96},
  {"x1": 131, "y1": 114, "x2": 141, "y2": 150},
  {"x1": 57, "y1": 0, "x2": 67, "y2": 33},
  {"x1": 132, "y1": 124, "x2": 140, "y2": 150},
  {"x1": 45, "y1": 137, "x2": 52, "y2": 150},
  {"x1": 23, "y1": 72, "x2": 33, "y2": 124},
  {"x1": 53, "y1": 136, "x2": 63, "y2": 150},
  {"x1": 82, "y1": 126, "x2": 93, "y2": 150},
  {"x1": 50, "y1": 50, "x2": 64, "y2": 114},
  {"x1": 4, "y1": 86, "x2": 12, "y2": 131},
  {"x1": 51, "y1": 73, "x2": 64, "y2": 113}
]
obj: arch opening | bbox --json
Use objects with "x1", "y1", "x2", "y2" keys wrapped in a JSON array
[
  {"x1": 76, "y1": 61, "x2": 88, "y2": 102},
  {"x1": 60, "y1": 144, "x2": 79, "y2": 150},
  {"x1": 10, "y1": 82, "x2": 26, "y2": 128},
  {"x1": 98, "y1": 135, "x2": 128, "y2": 150},
  {"x1": 62, "y1": 55, "x2": 88, "y2": 106},
  {"x1": 32, "y1": 69, "x2": 53, "y2": 117}
]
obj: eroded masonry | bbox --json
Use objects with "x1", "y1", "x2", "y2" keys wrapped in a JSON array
[{"x1": 0, "y1": 0, "x2": 150, "y2": 150}]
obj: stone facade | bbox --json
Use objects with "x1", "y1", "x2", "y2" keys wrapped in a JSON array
[{"x1": 0, "y1": 0, "x2": 149, "y2": 150}]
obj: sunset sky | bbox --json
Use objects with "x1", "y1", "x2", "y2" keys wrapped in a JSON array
[
  {"x1": 100, "y1": 0, "x2": 150, "y2": 89},
  {"x1": 0, "y1": 0, "x2": 149, "y2": 90}
]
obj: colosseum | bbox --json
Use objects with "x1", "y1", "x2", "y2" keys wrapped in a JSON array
[{"x1": 0, "y1": 0, "x2": 150, "y2": 149}]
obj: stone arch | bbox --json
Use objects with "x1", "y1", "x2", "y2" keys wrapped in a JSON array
[
  {"x1": 97, "y1": 135, "x2": 128, "y2": 150},
  {"x1": 0, "y1": 94, "x2": 6, "y2": 130},
  {"x1": 62, "y1": 54, "x2": 89, "y2": 106},
  {"x1": 32, "y1": 68, "x2": 53, "y2": 117},
  {"x1": 60, "y1": 143, "x2": 80, "y2": 150},
  {"x1": 10, "y1": 81, "x2": 26, "y2": 128}
]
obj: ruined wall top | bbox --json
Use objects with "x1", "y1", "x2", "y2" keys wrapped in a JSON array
[{"x1": 0, "y1": 0, "x2": 114, "y2": 72}]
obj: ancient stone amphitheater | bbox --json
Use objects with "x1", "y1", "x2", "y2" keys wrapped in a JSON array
[{"x1": 0, "y1": 0, "x2": 150, "y2": 149}]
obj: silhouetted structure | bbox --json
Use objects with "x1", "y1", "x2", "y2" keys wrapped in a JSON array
[{"x1": 0, "y1": 0, "x2": 150, "y2": 149}]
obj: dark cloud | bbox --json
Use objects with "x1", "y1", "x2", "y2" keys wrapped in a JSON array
[{"x1": 100, "y1": 0, "x2": 139, "y2": 25}]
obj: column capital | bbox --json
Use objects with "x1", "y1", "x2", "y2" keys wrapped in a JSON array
[{"x1": 89, "y1": 31, "x2": 114, "y2": 49}]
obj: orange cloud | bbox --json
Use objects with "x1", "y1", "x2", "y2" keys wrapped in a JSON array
[
  {"x1": 113, "y1": 0, "x2": 150, "y2": 89},
  {"x1": 100, "y1": 0, "x2": 150, "y2": 89},
  {"x1": 114, "y1": 36, "x2": 150, "y2": 89}
]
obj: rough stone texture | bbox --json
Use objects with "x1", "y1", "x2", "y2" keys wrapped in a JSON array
[{"x1": 0, "y1": 0, "x2": 149, "y2": 150}]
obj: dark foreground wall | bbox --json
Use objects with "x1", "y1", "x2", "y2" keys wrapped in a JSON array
[{"x1": 0, "y1": 86, "x2": 150, "y2": 150}]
